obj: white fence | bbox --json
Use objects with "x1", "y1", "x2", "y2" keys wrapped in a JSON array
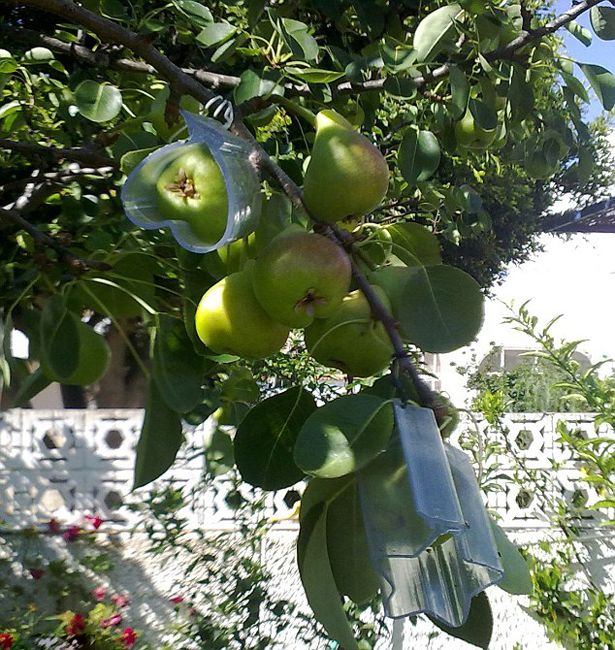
[{"x1": 0, "y1": 409, "x2": 613, "y2": 649}]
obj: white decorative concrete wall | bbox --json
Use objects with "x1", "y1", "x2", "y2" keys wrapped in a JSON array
[{"x1": 0, "y1": 409, "x2": 613, "y2": 648}]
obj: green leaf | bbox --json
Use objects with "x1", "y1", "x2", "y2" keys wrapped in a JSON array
[
  {"x1": 449, "y1": 65, "x2": 469, "y2": 119},
  {"x1": 298, "y1": 503, "x2": 359, "y2": 650},
  {"x1": 120, "y1": 146, "x2": 159, "y2": 174},
  {"x1": 235, "y1": 386, "x2": 317, "y2": 490},
  {"x1": 428, "y1": 591, "x2": 493, "y2": 649},
  {"x1": 279, "y1": 18, "x2": 319, "y2": 62},
  {"x1": 590, "y1": 6, "x2": 615, "y2": 40},
  {"x1": 284, "y1": 67, "x2": 345, "y2": 83},
  {"x1": 175, "y1": 0, "x2": 213, "y2": 26},
  {"x1": 370, "y1": 265, "x2": 484, "y2": 353},
  {"x1": 398, "y1": 127, "x2": 441, "y2": 185},
  {"x1": 23, "y1": 47, "x2": 55, "y2": 63},
  {"x1": 579, "y1": 63, "x2": 615, "y2": 111},
  {"x1": 234, "y1": 69, "x2": 284, "y2": 105},
  {"x1": 74, "y1": 80, "x2": 122, "y2": 123},
  {"x1": 382, "y1": 76, "x2": 417, "y2": 98},
  {"x1": 413, "y1": 3, "x2": 463, "y2": 63},
  {"x1": 490, "y1": 519, "x2": 532, "y2": 595},
  {"x1": 153, "y1": 315, "x2": 206, "y2": 414},
  {"x1": 327, "y1": 480, "x2": 380, "y2": 604},
  {"x1": 0, "y1": 53, "x2": 18, "y2": 74},
  {"x1": 566, "y1": 20, "x2": 592, "y2": 46},
  {"x1": 196, "y1": 22, "x2": 237, "y2": 47},
  {"x1": 385, "y1": 222, "x2": 442, "y2": 267},
  {"x1": 379, "y1": 39, "x2": 415, "y2": 73},
  {"x1": 294, "y1": 394, "x2": 393, "y2": 479},
  {"x1": 39, "y1": 295, "x2": 79, "y2": 380},
  {"x1": 11, "y1": 367, "x2": 51, "y2": 408},
  {"x1": 560, "y1": 70, "x2": 589, "y2": 103},
  {"x1": 134, "y1": 380, "x2": 184, "y2": 489}
]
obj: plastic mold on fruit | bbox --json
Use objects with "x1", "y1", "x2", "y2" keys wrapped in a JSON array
[
  {"x1": 121, "y1": 111, "x2": 261, "y2": 253},
  {"x1": 357, "y1": 402, "x2": 503, "y2": 628}
]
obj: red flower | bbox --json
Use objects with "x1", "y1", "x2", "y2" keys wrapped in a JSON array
[
  {"x1": 0, "y1": 632, "x2": 14, "y2": 649},
  {"x1": 111, "y1": 593, "x2": 130, "y2": 608},
  {"x1": 63, "y1": 525, "x2": 81, "y2": 542},
  {"x1": 169, "y1": 595, "x2": 184, "y2": 604},
  {"x1": 122, "y1": 627, "x2": 137, "y2": 648},
  {"x1": 48, "y1": 518, "x2": 61, "y2": 534},
  {"x1": 29, "y1": 568, "x2": 44, "y2": 580},
  {"x1": 65, "y1": 613, "x2": 86, "y2": 637},
  {"x1": 84, "y1": 514, "x2": 104, "y2": 530}
]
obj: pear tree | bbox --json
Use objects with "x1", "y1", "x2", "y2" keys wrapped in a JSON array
[{"x1": 1, "y1": 0, "x2": 615, "y2": 647}]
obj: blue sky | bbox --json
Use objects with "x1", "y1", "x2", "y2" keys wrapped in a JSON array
[{"x1": 554, "y1": 0, "x2": 614, "y2": 121}]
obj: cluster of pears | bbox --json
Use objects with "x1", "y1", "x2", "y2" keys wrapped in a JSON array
[
  {"x1": 195, "y1": 225, "x2": 395, "y2": 377},
  {"x1": 193, "y1": 108, "x2": 393, "y2": 377}
]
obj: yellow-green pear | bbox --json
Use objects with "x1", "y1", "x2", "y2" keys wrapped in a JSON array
[
  {"x1": 155, "y1": 143, "x2": 228, "y2": 245},
  {"x1": 455, "y1": 109, "x2": 497, "y2": 150},
  {"x1": 252, "y1": 225, "x2": 352, "y2": 328},
  {"x1": 303, "y1": 110, "x2": 389, "y2": 222},
  {"x1": 195, "y1": 263, "x2": 289, "y2": 359},
  {"x1": 304, "y1": 287, "x2": 394, "y2": 377}
]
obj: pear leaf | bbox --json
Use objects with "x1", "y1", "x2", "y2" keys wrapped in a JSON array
[
  {"x1": 565, "y1": 20, "x2": 592, "y2": 46},
  {"x1": 449, "y1": 65, "x2": 469, "y2": 119},
  {"x1": 285, "y1": 67, "x2": 346, "y2": 83},
  {"x1": 294, "y1": 394, "x2": 393, "y2": 479},
  {"x1": 370, "y1": 265, "x2": 483, "y2": 353},
  {"x1": 39, "y1": 295, "x2": 79, "y2": 380},
  {"x1": 74, "y1": 80, "x2": 122, "y2": 123},
  {"x1": 386, "y1": 222, "x2": 442, "y2": 267},
  {"x1": 428, "y1": 591, "x2": 493, "y2": 649},
  {"x1": 578, "y1": 63, "x2": 615, "y2": 111},
  {"x1": 590, "y1": 6, "x2": 615, "y2": 40},
  {"x1": 134, "y1": 380, "x2": 184, "y2": 489},
  {"x1": 235, "y1": 386, "x2": 317, "y2": 490},
  {"x1": 298, "y1": 494, "x2": 359, "y2": 650},
  {"x1": 399, "y1": 127, "x2": 441, "y2": 185},
  {"x1": 153, "y1": 315, "x2": 206, "y2": 414},
  {"x1": 12, "y1": 367, "x2": 51, "y2": 408},
  {"x1": 413, "y1": 4, "x2": 463, "y2": 63},
  {"x1": 327, "y1": 479, "x2": 380, "y2": 604},
  {"x1": 490, "y1": 519, "x2": 533, "y2": 595}
]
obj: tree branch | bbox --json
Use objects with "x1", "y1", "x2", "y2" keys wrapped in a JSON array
[
  {"x1": 0, "y1": 205, "x2": 112, "y2": 273},
  {"x1": 0, "y1": 138, "x2": 116, "y2": 169}
]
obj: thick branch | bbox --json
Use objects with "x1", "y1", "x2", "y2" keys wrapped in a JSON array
[
  {"x1": 0, "y1": 206, "x2": 111, "y2": 273},
  {"x1": 0, "y1": 138, "x2": 116, "y2": 169}
]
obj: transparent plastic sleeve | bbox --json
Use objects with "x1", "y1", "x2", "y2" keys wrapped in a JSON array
[
  {"x1": 358, "y1": 401, "x2": 503, "y2": 627},
  {"x1": 121, "y1": 112, "x2": 261, "y2": 253}
]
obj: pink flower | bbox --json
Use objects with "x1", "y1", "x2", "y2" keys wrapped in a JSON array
[
  {"x1": 100, "y1": 613, "x2": 122, "y2": 628},
  {"x1": 63, "y1": 525, "x2": 81, "y2": 542},
  {"x1": 65, "y1": 613, "x2": 86, "y2": 637},
  {"x1": 93, "y1": 586, "x2": 107, "y2": 601},
  {"x1": 84, "y1": 514, "x2": 104, "y2": 530},
  {"x1": 111, "y1": 593, "x2": 130, "y2": 608},
  {"x1": 48, "y1": 518, "x2": 61, "y2": 534},
  {"x1": 29, "y1": 567, "x2": 44, "y2": 580},
  {"x1": 0, "y1": 632, "x2": 14, "y2": 649},
  {"x1": 169, "y1": 595, "x2": 184, "y2": 604},
  {"x1": 122, "y1": 627, "x2": 137, "y2": 648}
]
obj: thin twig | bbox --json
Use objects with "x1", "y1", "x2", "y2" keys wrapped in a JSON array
[
  {"x1": 0, "y1": 206, "x2": 111, "y2": 273},
  {"x1": 0, "y1": 138, "x2": 116, "y2": 169}
]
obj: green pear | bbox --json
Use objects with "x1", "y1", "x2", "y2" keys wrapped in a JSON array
[
  {"x1": 304, "y1": 287, "x2": 394, "y2": 377},
  {"x1": 195, "y1": 263, "x2": 289, "y2": 359},
  {"x1": 303, "y1": 110, "x2": 389, "y2": 222},
  {"x1": 156, "y1": 143, "x2": 228, "y2": 245},
  {"x1": 455, "y1": 109, "x2": 497, "y2": 150},
  {"x1": 252, "y1": 226, "x2": 351, "y2": 328}
]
